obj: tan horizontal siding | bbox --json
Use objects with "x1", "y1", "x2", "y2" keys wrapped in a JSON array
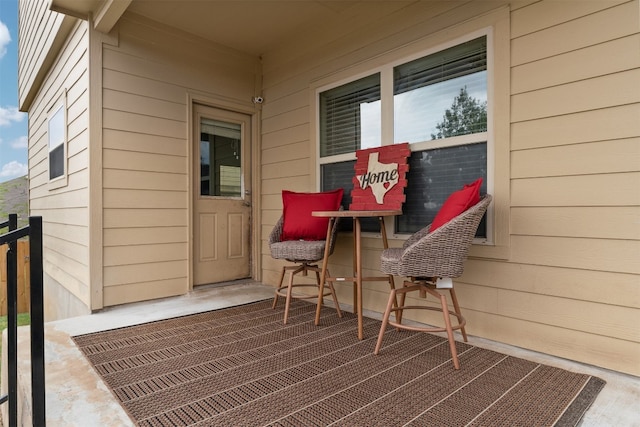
[
  {"x1": 25, "y1": 19, "x2": 86, "y2": 116},
  {"x1": 43, "y1": 246, "x2": 88, "y2": 286},
  {"x1": 262, "y1": 106, "x2": 309, "y2": 135},
  {"x1": 103, "y1": 89, "x2": 185, "y2": 121},
  {"x1": 102, "y1": 129, "x2": 185, "y2": 156},
  {"x1": 103, "y1": 208, "x2": 187, "y2": 228},
  {"x1": 510, "y1": 0, "x2": 628, "y2": 38},
  {"x1": 511, "y1": 0, "x2": 638, "y2": 66},
  {"x1": 44, "y1": 222, "x2": 89, "y2": 245},
  {"x1": 511, "y1": 104, "x2": 640, "y2": 150},
  {"x1": 103, "y1": 169, "x2": 186, "y2": 192},
  {"x1": 102, "y1": 67, "x2": 187, "y2": 103},
  {"x1": 262, "y1": 159, "x2": 311, "y2": 181},
  {"x1": 100, "y1": 13, "x2": 204, "y2": 305},
  {"x1": 464, "y1": 310, "x2": 640, "y2": 376},
  {"x1": 103, "y1": 109, "x2": 186, "y2": 139},
  {"x1": 67, "y1": 145, "x2": 89, "y2": 176},
  {"x1": 512, "y1": 34, "x2": 640, "y2": 94},
  {"x1": 104, "y1": 243, "x2": 189, "y2": 267},
  {"x1": 262, "y1": 140, "x2": 311, "y2": 166},
  {"x1": 103, "y1": 278, "x2": 187, "y2": 307},
  {"x1": 262, "y1": 176, "x2": 312, "y2": 195},
  {"x1": 511, "y1": 235, "x2": 639, "y2": 274},
  {"x1": 43, "y1": 233, "x2": 89, "y2": 269},
  {"x1": 512, "y1": 138, "x2": 640, "y2": 178},
  {"x1": 103, "y1": 149, "x2": 186, "y2": 174},
  {"x1": 512, "y1": 173, "x2": 640, "y2": 206},
  {"x1": 260, "y1": 89, "x2": 309, "y2": 121},
  {"x1": 103, "y1": 260, "x2": 187, "y2": 287},
  {"x1": 261, "y1": 194, "x2": 283, "y2": 211},
  {"x1": 494, "y1": 289, "x2": 638, "y2": 341},
  {"x1": 17, "y1": 0, "x2": 69, "y2": 108},
  {"x1": 103, "y1": 189, "x2": 186, "y2": 209},
  {"x1": 30, "y1": 195, "x2": 90, "y2": 217},
  {"x1": 104, "y1": 227, "x2": 186, "y2": 246},
  {"x1": 262, "y1": 124, "x2": 310, "y2": 152},
  {"x1": 462, "y1": 259, "x2": 640, "y2": 308},
  {"x1": 511, "y1": 206, "x2": 640, "y2": 240},
  {"x1": 43, "y1": 258, "x2": 89, "y2": 305},
  {"x1": 38, "y1": 207, "x2": 89, "y2": 228},
  {"x1": 512, "y1": 69, "x2": 640, "y2": 122}
]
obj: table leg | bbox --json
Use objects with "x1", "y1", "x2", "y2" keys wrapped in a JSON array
[
  {"x1": 315, "y1": 217, "x2": 334, "y2": 326},
  {"x1": 352, "y1": 217, "x2": 357, "y2": 312},
  {"x1": 355, "y1": 217, "x2": 363, "y2": 340}
]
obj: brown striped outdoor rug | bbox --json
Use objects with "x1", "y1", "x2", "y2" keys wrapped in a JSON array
[{"x1": 72, "y1": 299, "x2": 605, "y2": 427}]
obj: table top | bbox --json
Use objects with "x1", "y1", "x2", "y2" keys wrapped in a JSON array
[{"x1": 312, "y1": 209, "x2": 402, "y2": 218}]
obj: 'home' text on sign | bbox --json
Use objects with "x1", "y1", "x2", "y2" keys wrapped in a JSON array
[{"x1": 350, "y1": 143, "x2": 410, "y2": 211}]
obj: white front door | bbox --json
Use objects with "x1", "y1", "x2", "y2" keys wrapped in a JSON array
[{"x1": 193, "y1": 104, "x2": 251, "y2": 285}]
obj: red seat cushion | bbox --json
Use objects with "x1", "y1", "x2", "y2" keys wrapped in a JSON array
[
  {"x1": 429, "y1": 178, "x2": 482, "y2": 233},
  {"x1": 281, "y1": 189, "x2": 344, "y2": 241}
]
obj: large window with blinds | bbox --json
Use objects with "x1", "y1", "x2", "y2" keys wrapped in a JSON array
[{"x1": 319, "y1": 35, "x2": 489, "y2": 236}]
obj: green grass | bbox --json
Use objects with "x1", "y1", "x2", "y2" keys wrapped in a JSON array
[
  {"x1": 0, "y1": 313, "x2": 31, "y2": 332},
  {"x1": 0, "y1": 313, "x2": 32, "y2": 348},
  {"x1": 0, "y1": 313, "x2": 31, "y2": 372}
]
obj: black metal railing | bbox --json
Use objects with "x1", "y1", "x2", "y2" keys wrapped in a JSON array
[{"x1": 0, "y1": 214, "x2": 45, "y2": 427}]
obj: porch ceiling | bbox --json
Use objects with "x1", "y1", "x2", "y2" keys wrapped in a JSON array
[{"x1": 51, "y1": 0, "x2": 415, "y2": 56}]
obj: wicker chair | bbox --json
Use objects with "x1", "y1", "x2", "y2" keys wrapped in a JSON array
[
  {"x1": 270, "y1": 215, "x2": 342, "y2": 324},
  {"x1": 374, "y1": 195, "x2": 492, "y2": 369}
]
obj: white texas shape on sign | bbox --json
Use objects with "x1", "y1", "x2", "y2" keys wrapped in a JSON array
[{"x1": 356, "y1": 152, "x2": 399, "y2": 204}]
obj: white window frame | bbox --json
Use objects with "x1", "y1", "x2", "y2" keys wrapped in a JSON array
[
  {"x1": 312, "y1": 9, "x2": 510, "y2": 259},
  {"x1": 47, "y1": 91, "x2": 68, "y2": 188}
]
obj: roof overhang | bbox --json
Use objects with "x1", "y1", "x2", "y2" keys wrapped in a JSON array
[
  {"x1": 47, "y1": 1, "x2": 407, "y2": 57},
  {"x1": 50, "y1": 0, "x2": 132, "y2": 34}
]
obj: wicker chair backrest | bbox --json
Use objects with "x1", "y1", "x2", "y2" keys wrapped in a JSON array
[{"x1": 396, "y1": 194, "x2": 492, "y2": 278}]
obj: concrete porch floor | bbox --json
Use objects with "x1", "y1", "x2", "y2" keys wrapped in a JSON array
[{"x1": 5, "y1": 280, "x2": 640, "y2": 426}]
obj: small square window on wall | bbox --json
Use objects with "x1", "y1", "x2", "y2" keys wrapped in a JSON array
[{"x1": 48, "y1": 93, "x2": 67, "y2": 183}]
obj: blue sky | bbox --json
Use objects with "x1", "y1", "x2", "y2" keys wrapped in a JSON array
[{"x1": 0, "y1": 0, "x2": 28, "y2": 183}]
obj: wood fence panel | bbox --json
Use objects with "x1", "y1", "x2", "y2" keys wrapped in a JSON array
[{"x1": 0, "y1": 241, "x2": 31, "y2": 315}]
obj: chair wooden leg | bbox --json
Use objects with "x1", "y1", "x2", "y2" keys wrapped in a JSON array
[
  {"x1": 283, "y1": 268, "x2": 296, "y2": 325},
  {"x1": 374, "y1": 287, "x2": 397, "y2": 355},
  {"x1": 272, "y1": 266, "x2": 287, "y2": 309},
  {"x1": 438, "y1": 292, "x2": 460, "y2": 370},
  {"x1": 313, "y1": 267, "x2": 342, "y2": 324},
  {"x1": 326, "y1": 270, "x2": 342, "y2": 318},
  {"x1": 395, "y1": 280, "x2": 411, "y2": 325},
  {"x1": 388, "y1": 275, "x2": 398, "y2": 312},
  {"x1": 449, "y1": 288, "x2": 467, "y2": 342}
]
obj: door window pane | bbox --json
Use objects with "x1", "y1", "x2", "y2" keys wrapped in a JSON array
[{"x1": 200, "y1": 118, "x2": 242, "y2": 197}]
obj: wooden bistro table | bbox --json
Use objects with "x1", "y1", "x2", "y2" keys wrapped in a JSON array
[{"x1": 312, "y1": 209, "x2": 400, "y2": 340}]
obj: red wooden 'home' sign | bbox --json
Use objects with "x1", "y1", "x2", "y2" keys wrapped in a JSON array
[{"x1": 349, "y1": 143, "x2": 410, "y2": 211}]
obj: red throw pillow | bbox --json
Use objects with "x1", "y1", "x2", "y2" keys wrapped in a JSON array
[
  {"x1": 429, "y1": 178, "x2": 483, "y2": 233},
  {"x1": 281, "y1": 189, "x2": 344, "y2": 241}
]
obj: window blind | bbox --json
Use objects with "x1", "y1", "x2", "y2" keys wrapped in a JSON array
[
  {"x1": 320, "y1": 73, "x2": 381, "y2": 157},
  {"x1": 394, "y1": 36, "x2": 487, "y2": 95}
]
